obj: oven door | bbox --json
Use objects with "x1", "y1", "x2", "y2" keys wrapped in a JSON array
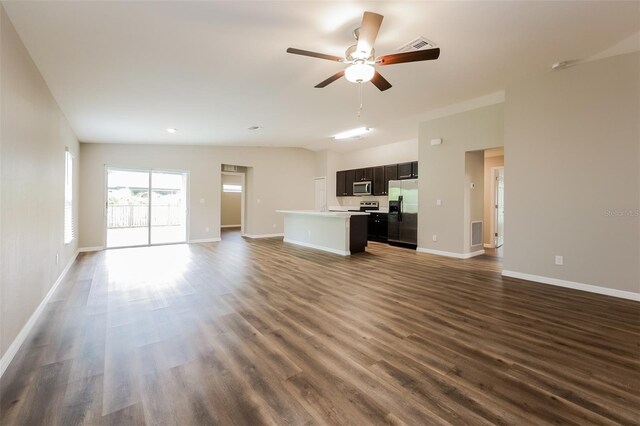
[{"x1": 353, "y1": 181, "x2": 372, "y2": 196}]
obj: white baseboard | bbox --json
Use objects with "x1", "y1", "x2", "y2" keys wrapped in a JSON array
[
  {"x1": 417, "y1": 247, "x2": 485, "y2": 259},
  {"x1": 220, "y1": 225, "x2": 241, "y2": 228},
  {"x1": 78, "y1": 246, "x2": 103, "y2": 252},
  {"x1": 484, "y1": 243, "x2": 495, "y2": 249},
  {"x1": 188, "y1": 237, "x2": 221, "y2": 243},
  {"x1": 0, "y1": 250, "x2": 79, "y2": 378},
  {"x1": 502, "y1": 270, "x2": 640, "y2": 301},
  {"x1": 283, "y1": 238, "x2": 350, "y2": 256},
  {"x1": 244, "y1": 233, "x2": 284, "y2": 239}
]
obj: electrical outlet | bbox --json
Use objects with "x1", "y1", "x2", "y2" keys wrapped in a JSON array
[
  {"x1": 436, "y1": 199, "x2": 442, "y2": 206},
  {"x1": 555, "y1": 255, "x2": 564, "y2": 265},
  {"x1": 205, "y1": 227, "x2": 210, "y2": 233},
  {"x1": 432, "y1": 234, "x2": 437, "y2": 242}
]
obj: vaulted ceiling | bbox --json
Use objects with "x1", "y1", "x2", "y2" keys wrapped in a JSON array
[{"x1": 3, "y1": 1, "x2": 638, "y2": 151}]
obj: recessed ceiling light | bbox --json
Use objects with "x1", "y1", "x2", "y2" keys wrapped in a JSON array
[
  {"x1": 247, "y1": 126, "x2": 262, "y2": 130},
  {"x1": 166, "y1": 128, "x2": 177, "y2": 133},
  {"x1": 334, "y1": 127, "x2": 371, "y2": 140}
]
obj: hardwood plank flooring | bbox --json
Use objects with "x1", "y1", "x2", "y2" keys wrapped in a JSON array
[{"x1": 1, "y1": 229, "x2": 639, "y2": 425}]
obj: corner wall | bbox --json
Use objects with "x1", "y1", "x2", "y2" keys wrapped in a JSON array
[
  {"x1": 0, "y1": 6, "x2": 80, "y2": 361},
  {"x1": 504, "y1": 52, "x2": 639, "y2": 294},
  {"x1": 418, "y1": 104, "x2": 504, "y2": 255}
]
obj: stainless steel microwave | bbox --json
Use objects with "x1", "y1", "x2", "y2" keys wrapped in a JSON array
[{"x1": 353, "y1": 181, "x2": 372, "y2": 196}]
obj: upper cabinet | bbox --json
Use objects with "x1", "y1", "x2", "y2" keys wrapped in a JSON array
[
  {"x1": 344, "y1": 169, "x2": 355, "y2": 196},
  {"x1": 397, "y1": 162, "x2": 413, "y2": 179},
  {"x1": 336, "y1": 162, "x2": 416, "y2": 197},
  {"x1": 336, "y1": 170, "x2": 347, "y2": 196},
  {"x1": 355, "y1": 168, "x2": 373, "y2": 182},
  {"x1": 398, "y1": 161, "x2": 418, "y2": 179},
  {"x1": 372, "y1": 166, "x2": 385, "y2": 195}
]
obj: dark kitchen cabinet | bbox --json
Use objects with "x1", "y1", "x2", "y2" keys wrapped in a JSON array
[
  {"x1": 344, "y1": 169, "x2": 355, "y2": 196},
  {"x1": 384, "y1": 164, "x2": 397, "y2": 191},
  {"x1": 336, "y1": 170, "x2": 347, "y2": 196},
  {"x1": 355, "y1": 168, "x2": 373, "y2": 182},
  {"x1": 372, "y1": 166, "x2": 385, "y2": 195},
  {"x1": 398, "y1": 162, "x2": 418, "y2": 179},
  {"x1": 336, "y1": 161, "x2": 415, "y2": 197},
  {"x1": 336, "y1": 169, "x2": 358, "y2": 196},
  {"x1": 398, "y1": 162, "x2": 413, "y2": 179},
  {"x1": 367, "y1": 212, "x2": 388, "y2": 242}
]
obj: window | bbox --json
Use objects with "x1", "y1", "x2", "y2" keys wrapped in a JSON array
[
  {"x1": 222, "y1": 184, "x2": 242, "y2": 193},
  {"x1": 64, "y1": 149, "x2": 74, "y2": 244}
]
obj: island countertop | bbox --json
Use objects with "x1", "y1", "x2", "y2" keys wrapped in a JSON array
[
  {"x1": 276, "y1": 210, "x2": 369, "y2": 217},
  {"x1": 276, "y1": 210, "x2": 368, "y2": 255}
]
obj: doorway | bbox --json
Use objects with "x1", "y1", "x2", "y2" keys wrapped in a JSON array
[
  {"x1": 221, "y1": 171, "x2": 245, "y2": 236},
  {"x1": 493, "y1": 167, "x2": 505, "y2": 248},
  {"x1": 483, "y1": 148, "x2": 504, "y2": 256},
  {"x1": 106, "y1": 168, "x2": 188, "y2": 248}
]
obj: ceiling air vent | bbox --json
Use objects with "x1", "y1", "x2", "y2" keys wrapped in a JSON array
[{"x1": 395, "y1": 36, "x2": 436, "y2": 53}]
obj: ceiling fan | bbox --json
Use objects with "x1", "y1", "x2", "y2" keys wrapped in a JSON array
[{"x1": 287, "y1": 11, "x2": 440, "y2": 92}]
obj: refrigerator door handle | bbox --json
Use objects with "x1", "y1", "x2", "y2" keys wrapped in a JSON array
[{"x1": 398, "y1": 195, "x2": 403, "y2": 222}]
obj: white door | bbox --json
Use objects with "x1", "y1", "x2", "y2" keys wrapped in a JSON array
[
  {"x1": 314, "y1": 177, "x2": 327, "y2": 211},
  {"x1": 495, "y1": 168, "x2": 505, "y2": 248}
]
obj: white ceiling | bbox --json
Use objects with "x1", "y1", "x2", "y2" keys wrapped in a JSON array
[{"x1": 3, "y1": 1, "x2": 639, "y2": 151}]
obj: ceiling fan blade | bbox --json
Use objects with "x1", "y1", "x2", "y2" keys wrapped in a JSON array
[
  {"x1": 377, "y1": 48, "x2": 440, "y2": 65},
  {"x1": 314, "y1": 70, "x2": 345, "y2": 88},
  {"x1": 286, "y1": 47, "x2": 343, "y2": 62},
  {"x1": 370, "y1": 70, "x2": 392, "y2": 91},
  {"x1": 355, "y1": 12, "x2": 383, "y2": 59}
]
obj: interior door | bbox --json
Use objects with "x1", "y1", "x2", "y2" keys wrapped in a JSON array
[
  {"x1": 314, "y1": 177, "x2": 327, "y2": 211},
  {"x1": 495, "y1": 168, "x2": 505, "y2": 248},
  {"x1": 150, "y1": 171, "x2": 188, "y2": 245}
]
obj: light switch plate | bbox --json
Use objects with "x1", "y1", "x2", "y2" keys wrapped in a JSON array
[{"x1": 555, "y1": 255, "x2": 564, "y2": 265}]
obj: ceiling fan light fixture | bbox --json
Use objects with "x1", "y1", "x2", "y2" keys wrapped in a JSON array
[{"x1": 345, "y1": 63, "x2": 375, "y2": 83}]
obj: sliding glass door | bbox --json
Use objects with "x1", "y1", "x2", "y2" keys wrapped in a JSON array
[
  {"x1": 150, "y1": 171, "x2": 187, "y2": 245},
  {"x1": 106, "y1": 168, "x2": 188, "y2": 248}
]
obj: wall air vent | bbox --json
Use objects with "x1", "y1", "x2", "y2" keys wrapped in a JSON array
[
  {"x1": 396, "y1": 36, "x2": 436, "y2": 53},
  {"x1": 222, "y1": 164, "x2": 238, "y2": 172},
  {"x1": 471, "y1": 221, "x2": 483, "y2": 247}
]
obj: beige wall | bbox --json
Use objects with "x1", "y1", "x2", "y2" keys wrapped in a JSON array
[
  {"x1": 79, "y1": 143, "x2": 316, "y2": 246},
  {"x1": 483, "y1": 155, "x2": 504, "y2": 245},
  {"x1": 316, "y1": 138, "x2": 418, "y2": 209},
  {"x1": 1, "y1": 6, "x2": 80, "y2": 359},
  {"x1": 221, "y1": 173, "x2": 242, "y2": 227},
  {"x1": 504, "y1": 52, "x2": 639, "y2": 293},
  {"x1": 418, "y1": 104, "x2": 504, "y2": 254}
]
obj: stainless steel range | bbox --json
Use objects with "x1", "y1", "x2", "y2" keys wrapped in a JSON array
[{"x1": 359, "y1": 201, "x2": 379, "y2": 212}]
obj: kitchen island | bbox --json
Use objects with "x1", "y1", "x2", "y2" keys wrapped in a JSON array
[{"x1": 276, "y1": 210, "x2": 369, "y2": 255}]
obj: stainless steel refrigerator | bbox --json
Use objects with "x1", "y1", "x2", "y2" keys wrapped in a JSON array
[{"x1": 387, "y1": 179, "x2": 418, "y2": 247}]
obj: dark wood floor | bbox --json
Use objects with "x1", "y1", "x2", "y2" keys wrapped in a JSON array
[{"x1": 1, "y1": 230, "x2": 639, "y2": 425}]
